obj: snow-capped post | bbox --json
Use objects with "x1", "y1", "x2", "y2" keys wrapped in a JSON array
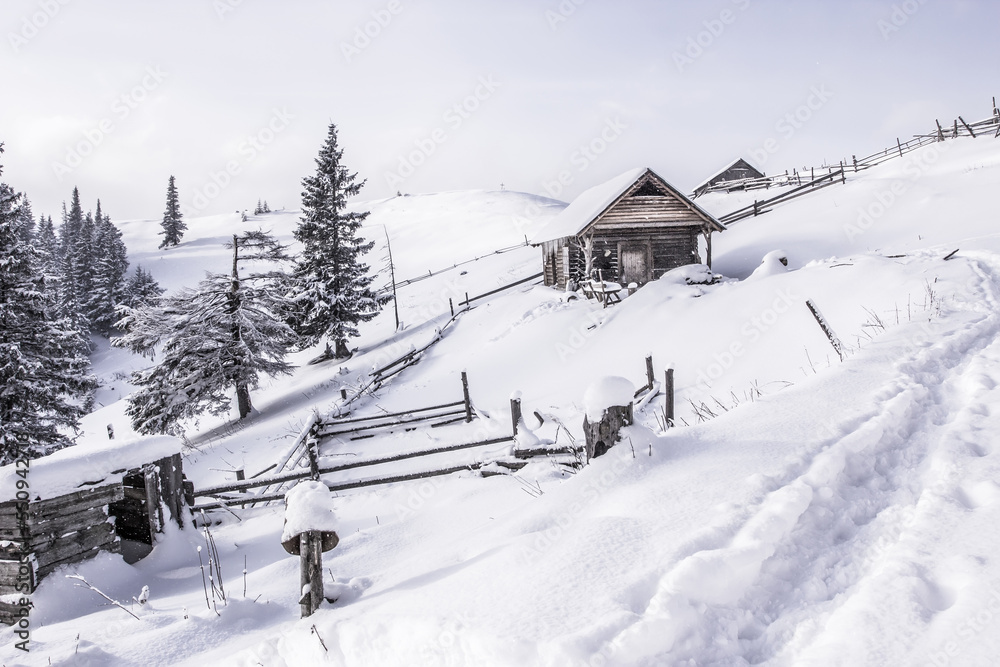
[
  {"x1": 582, "y1": 376, "x2": 635, "y2": 461},
  {"x1": 664, "y1": 364, "x2": 675, "y2": 428},
  {"x1": 461, "y1": 371, "x2": 473, "y2": 422},
  {"x1": 282, "y1": 481, "x2": 339, "y2": 618},
  {"x1": 510, "y1": 391, "x2": 522, "y2": 436}
]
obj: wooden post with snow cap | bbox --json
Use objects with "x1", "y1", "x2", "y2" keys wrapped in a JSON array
[
  {"x1": 282, "y1": 481, "x2": 339, "y2": 618},
  {"x1": 510, "y1": 391, "x2": 522, "y2": 436},
  {"x1": 582, "y1": 376, "x2": 635, "y2": 461}
]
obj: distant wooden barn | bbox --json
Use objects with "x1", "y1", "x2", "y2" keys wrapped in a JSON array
[
  {"x1": 532, "y1": 168, "x2": 725, "y2": 289},
  {"x1": 692, "y1": 158, "x2": 765, "y2": 197}
]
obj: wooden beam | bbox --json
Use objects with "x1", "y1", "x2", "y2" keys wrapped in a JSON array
[{"x1": 959, "y1": 116, "x2": 977, "y2": 138}]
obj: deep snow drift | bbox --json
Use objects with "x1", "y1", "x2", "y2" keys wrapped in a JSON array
[{"x1": 5, "y1": 136, "x2": 1000, "y2": 666}]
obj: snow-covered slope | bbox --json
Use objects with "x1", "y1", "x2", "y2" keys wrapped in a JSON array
[{"x1": 6, "y1": 135, "x2": 1000, "y2": 666}]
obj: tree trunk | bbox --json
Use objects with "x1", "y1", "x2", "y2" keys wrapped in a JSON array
[
  {"x1": 334, "y1": 339, "x2": 351, "y2": 359},
  {"x1": 236, "y1": 383, "x2": 252, "y2": 418}
]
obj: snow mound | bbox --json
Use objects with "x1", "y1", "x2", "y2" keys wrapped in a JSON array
[
  {"x1": 747, "y1": 249, "x2": 790, "y2": 280},
  {"x1": 583, "y1": 376, "x2": 636, "y2": 421},
  {"x1": 659, "y1": 263, "x2": 715, "y2": 285}
]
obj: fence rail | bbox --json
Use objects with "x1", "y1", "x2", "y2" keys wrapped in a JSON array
[{"x1": 706, "y1": 106, "x2": 1000, "y2": 224}]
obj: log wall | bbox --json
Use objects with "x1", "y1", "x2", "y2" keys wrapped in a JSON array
[{"x1": 0, "y1": 483, "x2": 123, "y2": 594}]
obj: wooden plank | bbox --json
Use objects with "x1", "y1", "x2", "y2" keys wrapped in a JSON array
[
  {"x1": 11, "y1": 484, "x2": 123, "y2": 521},
  {"x1": 35, "y1": 541, "x2": 116, "y2": 580},
  {"x1": 33, "y1": 521, "x2": 118, "y2": 571},
  {"x1": 317, "y1": 401, "x2": 465, "y2": 428},
  {"x1": 25, "y1": 506, "x2": 111, "y2": 546},
  {"x1": 0, "y1": 598, "x2": 31, "y2": 626},
  {"x1": 958, "y1": 116, "x2": 977, "y2": 138},
  {"x1": 0, "y1": 558, "x2": 34, "y2": 595},
  {"x1": 316, "y1": 409, "x2": 467, "y2": 439}
]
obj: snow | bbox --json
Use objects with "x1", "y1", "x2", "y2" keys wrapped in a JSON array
[
  {"x1": 582, "y1": 376, "x2": 636, "y2": 421},
  {"x1": 0, "y1": 435, "x2": 181, "y2": 501},
  {"x1": 280, "y1": 481, "x2": 338, "y2": 544},
  {"x1": 9, "y1": 133, "x2": 1000, "y2": 666},
  {"x1": 747, "y1": 249, "x2": 790, "y2": 280}
]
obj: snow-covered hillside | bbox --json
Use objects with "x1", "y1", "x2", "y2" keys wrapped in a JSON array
[{"x1": 6, "y1": 134, "x2": 1000, "y2": 666}]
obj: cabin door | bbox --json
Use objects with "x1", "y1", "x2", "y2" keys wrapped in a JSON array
[{"x1": 619, "y1": 244, "x2": 650, "y2": 285}]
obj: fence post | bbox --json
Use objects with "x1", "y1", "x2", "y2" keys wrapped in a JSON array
[
  {"x1": 340, "y1": 387, "x2": 347, "y2": 400},
  {"x1": 461, "y1": 371, "x2": 473, "y2": 422},
  {"x1": 449, "y1": 298, "x2": 454, "y2": 317},
  {"x1": 510, "y1": 391, "x2": 522, "y2": 436},
  {"x1": 852, "y1": 155, "x2": 858, "y2": 172},
  {"x1": 644, "y1": 355, "x2": 655, "y2": 392},
  {"x1": 664, "y1": 366, "x2": 674, "y2": 428},
  {"x1": 299, "y1": 531, "x2": 324, "y2": 618},
  {"x1": 936, "y1": 119, "x2": 945, "y2": 141},
  {"x1": 307, "y1": 437, "x2": 320, "y2": 481},
  {"x1": 897, "y1": 138, "x2": 903, "y2": 157}
]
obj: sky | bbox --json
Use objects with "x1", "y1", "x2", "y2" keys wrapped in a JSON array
[{"x1": 1, "y1": 0, "x2": 997, "y2": 223}]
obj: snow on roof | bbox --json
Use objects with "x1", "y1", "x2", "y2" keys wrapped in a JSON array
[
  {"x1": 583, "y1": 376, "x2": 636, "y2": 421},
  {"x1": 531, "y1": 167, "x2": 647, "y2": 244},
  {"x1": 531, "y1": 167, "x2": 723, "y2": 244},
  {"x1": 0, "y1": 435, "x2": 182, "y2": 502}
]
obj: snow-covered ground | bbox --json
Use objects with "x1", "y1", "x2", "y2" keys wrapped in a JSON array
[{"x1": 5, "y1": 135, "x2": 1000, "y2": 666}]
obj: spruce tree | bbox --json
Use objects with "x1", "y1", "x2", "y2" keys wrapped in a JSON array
[
  {"x1": 291, "y1": 123, "x2": 384, "y2": 358},
  {"x1": 114, "y1": 231, "x2": 297, "y2": 432},
  {"x1": 158, "y1": 175, "x2": 186, "y2": 249},
  {"x1": 86, "y1": 205, "x2": 130, "y2": 335},
  {"x1": 0, "y1": 147, "x2": 96, "y2": 463},
  {"x1": 122, "y1": 265, "x2": 164, "y2": 311}
]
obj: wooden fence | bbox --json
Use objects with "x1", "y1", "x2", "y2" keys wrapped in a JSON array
[{"x1": 701, "y1": 105, "x2": 1000, "y2": 223}]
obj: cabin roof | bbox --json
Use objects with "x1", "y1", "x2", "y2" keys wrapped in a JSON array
[
  {"x1": 531, "y1": 167, "x2": 724, "y2": 244},
  {"x1": 691, "y1": 157, "x2": 765, "y2": 193}
]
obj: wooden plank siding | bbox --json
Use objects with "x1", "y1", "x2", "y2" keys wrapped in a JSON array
[{"x1": 536, "y1": 168, "x2": 722, "y2": 288}]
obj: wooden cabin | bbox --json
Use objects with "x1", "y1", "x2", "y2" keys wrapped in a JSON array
[
  {"x1": 532, "y1": 168, "x2": 725, "y2": 289},
  {"x1": 692, "y1": 158, "x2": 765, "y2": 197},
  {"x1": 0, "y1": 436, "x2": 189, "y2": 595}
]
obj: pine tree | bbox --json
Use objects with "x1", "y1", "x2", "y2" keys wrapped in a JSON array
[
  {"x1": 255, "y1": 199, "x2": 263, "y2": 215},
  {"x1": 15, "y1": 197, "x2": 34, "y2": 244},
  {"x1": 57, "y1": 187, "x2": 91, "y2": 334},
  {"x1": 122, "y1": 265, "x2": 164, "y2": 311},
  {"x1": 114, "y1": 231, "x2": 298, "y2": 433},
  {"x1": 0, "y1": 147, "x2": 96, "y2": 464},
  {"x1": 86, "y1": 205, "x2": 130, "y2": 335},
  {"x1": 263, "y1": 200, "x2": 270, "y2": 213},
  {"x1": 291, "y1": 123, "x2": 385, "y2": 358},
  {"x1": 158, "y1": 175, "x2": 186, "y2": 249}
]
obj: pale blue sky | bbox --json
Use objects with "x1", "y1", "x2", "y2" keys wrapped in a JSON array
[{"x1": 2, "y1": 0, "x2": 996, "y2": 221}]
